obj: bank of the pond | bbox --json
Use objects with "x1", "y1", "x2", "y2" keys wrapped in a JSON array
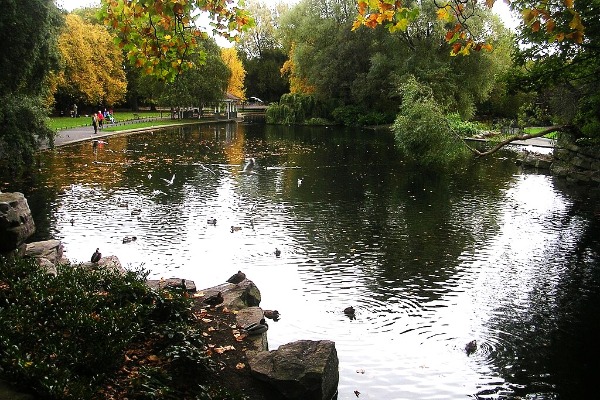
[{"x1": 42, "y1": 117, "x2": 239, "y2": 150}]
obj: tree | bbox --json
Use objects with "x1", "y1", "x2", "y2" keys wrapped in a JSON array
[
  {"x1": 236, "y1": 0, "x2": 288, "y2": 58},
  {"x1": 51, "y1": 14, "x2": 127, "y2": 113},
  {"x1": 236, "y1": 0, "x2": 290, "y2": 102},
  {"x1": 98, "y1": 0, "x2": 253, "y2": 82},
  {"x1": 353, "y1": 0, "x2": 585, "y2": 55},
  {"x1": 243, "y1": 47, "x2": 290, "y2": 102},
  {"x1": 277, "y1": 0, "x2": 511, "y2": 124},
  {"x1": 221, "y1": 48, "x2": 246, "y2": 100},
  {"x1": 160, "y1": 38, "x2": 230, "y2": 109},
  {"x1": 0, "y1": 0, "x2": 62, "y2": 177}
]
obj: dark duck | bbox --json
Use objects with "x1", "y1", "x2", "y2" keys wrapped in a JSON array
[
  {"x1": 243, "y1": 318, "x2": 268, "y2": 335},
  {"x1": 226, "y1": 270, "x2": 246, "y2": 284},
  {"x1": 91, "y1": 248, "x2": 101, "y2": 263}
]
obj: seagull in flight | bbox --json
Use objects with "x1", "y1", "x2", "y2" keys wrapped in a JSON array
[{"x1": 162, "y1": 174, "x2": 175, "y2": 185}]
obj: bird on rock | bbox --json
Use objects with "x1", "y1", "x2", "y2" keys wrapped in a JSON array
[
  {"x1": 91, "y1": 248, "x2": 101, "y2": 263},
  {"x1": 275, "y1": 248, "x2": 281, "y2": 257},
  {"x1": 226, "y1": 270, "x2": 246, "y2": 284},
  {"x1": 202, "y1": 292, "x2": 223, "y2": 307},
  {"x1": 207, "y1": 218, "x2": 217, "y2": 225},
  {"x1": 243, "y1": 318, "x2": 268, "y2": 335}
]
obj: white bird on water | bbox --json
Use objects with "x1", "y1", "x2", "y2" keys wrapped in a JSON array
[{"x1": 162, "y1": 174, "x2": 175, "y2": 185}]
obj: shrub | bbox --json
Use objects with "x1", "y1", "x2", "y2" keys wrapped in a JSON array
[{"x1": 0, "y1": 256, "x2": 217, "y2": 399}]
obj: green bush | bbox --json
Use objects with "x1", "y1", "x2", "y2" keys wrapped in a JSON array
[
  {"x1": 393, "y1": 76, "x2": 470, "y2": 166},
  {"x1": 446, "y1": 113, "x2": 482, "y2": 137},
  {"x1": 0, "y1": 256, "x2": 217, "y2": 399},
  {"x1": 266, "y1": 93, "x2": 328, "y2": 125}
]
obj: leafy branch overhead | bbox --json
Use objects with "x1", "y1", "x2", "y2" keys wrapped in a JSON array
[
  {"x1": 353, "y1": 0, "x2": 585, "y2": 56},
  {"x1": 99, "y1": 0, "x2": 254, "y2": 81}
]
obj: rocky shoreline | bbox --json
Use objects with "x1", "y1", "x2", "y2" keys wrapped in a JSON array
[{"x1": 0, "y1": 191, "x2": 339, "y2": 399}]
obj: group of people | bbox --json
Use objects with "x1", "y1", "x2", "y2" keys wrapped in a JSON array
[{"x1": 92, "y1": 109, "x2": 115, "y2": 134}]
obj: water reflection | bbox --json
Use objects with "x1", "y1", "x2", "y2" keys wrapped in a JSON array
[{"x1": 12, "y1": 123, "x2": 600, "y2": 399}]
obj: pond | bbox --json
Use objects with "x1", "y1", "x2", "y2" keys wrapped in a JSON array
[{"x1": 13, "y1": 122, "x2": 600, "y2": 399}]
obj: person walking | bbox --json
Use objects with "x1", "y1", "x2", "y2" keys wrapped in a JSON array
[
  {"x1": 92, "y1": 113, "x2": 98, "y2": 134},
  {"x1": 97, "y1": 111, "x2": 104, "y2": 129}
]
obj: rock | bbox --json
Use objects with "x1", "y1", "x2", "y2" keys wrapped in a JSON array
[
  {"x1": 236, "y1": 307, "x2": 269, "y2": 352},
  {"x1": 249, "y1": 340, "x2": 339, "y2": 400},
  {"x1": 24, "y1": 240, "x2": 64, "y2": 264},
  {"x1": 37, "y1": 257, "x2": 57, "y2": 276},
  {"x1": 77, "y1": 255, "x2": 126, "y2": 275},
  {"x1": 146, "y1": 278, "x2": 197, "y2": 292},
  {"x1": 0, "y1": 192, "x2": 35, "y2": 253},
  {"x1": 193, "y1": 279, "x2": 261, "y2": 311}
]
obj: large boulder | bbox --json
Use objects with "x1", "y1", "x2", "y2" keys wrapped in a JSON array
[
  {"x1": 248, "y1": 340, "x2": 339, "y2": 400},
  {"x1": 25, "y1": 240, "x2": 64, "y2": 264},
  {"x1": 193, "y1": 279, "x2": 261, "y2": 311},
  {"x1": 77, "y1": 255, "x2": 126, "y2": 275},
  {"x1": 0, "y1": 192, "x2": 35, "y2": 253}
]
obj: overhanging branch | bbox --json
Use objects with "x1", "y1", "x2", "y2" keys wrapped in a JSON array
[{"x1": 467, "y1": 125, "x2": 570, "y2": 157}]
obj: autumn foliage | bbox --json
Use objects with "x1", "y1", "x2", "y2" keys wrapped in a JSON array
[
  {"x1": 51, "y1": 14, "x2": 127, "y2": 107},
  {"x1": 353, "y1": 0, "x2": 585, "y2": 56},
  {"x1": 99, "y1": 0, "x2": 254, "y2": 81}
]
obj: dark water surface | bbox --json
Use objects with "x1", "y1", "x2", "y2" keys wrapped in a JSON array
[{"x1": 12, "y1": 123, "x2": 600, "y2": 399}]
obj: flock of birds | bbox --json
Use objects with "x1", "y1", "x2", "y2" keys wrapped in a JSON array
[{"x1": 85, "y1": 150, "x2": 482, "y2": 365}]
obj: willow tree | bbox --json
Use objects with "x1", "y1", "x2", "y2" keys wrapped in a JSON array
[{"x1": 353, "y1": 0, "x2": 594, "y2": 157}]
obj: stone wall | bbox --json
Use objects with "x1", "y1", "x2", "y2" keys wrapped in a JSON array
[{"x1": 551, "y1": 137, "x2": 600, "y2": 184}]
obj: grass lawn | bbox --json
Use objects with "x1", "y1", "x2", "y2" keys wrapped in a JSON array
[
  {"x1": 524, "y1": 126, "x2": 559, "y2": 139},
  {"x1": 101, "y1": 119, "x2": 199, "y2": 132}
]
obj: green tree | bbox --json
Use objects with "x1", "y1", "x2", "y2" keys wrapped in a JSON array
[
  {"x1": 237, "y1": 0, "x2": 290, "y2": 102},
  {"x1": 160, "y1": 38, "x2": 230, "y2": 109},
  {"x1": 277, "y1": 0, "x2": 511, "y2": 125},
  {"x1": 512, "y1": 0, "x2": 600, "y2": 143},
  {"x1": 0, "y1": 0, "x2": 62, "y2": 177},
  {"x1": 242, "y1": 48, "x2": 290, "y2": 102}
]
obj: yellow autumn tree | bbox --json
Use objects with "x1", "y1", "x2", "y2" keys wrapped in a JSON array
[
  {"x1": 51, "y1": 14, "x2": 127, "y2": 108},
  {"x1": 220, "y1": 47, "x2": 246, "y2": 100},
  {"x1": 280, "y1": 42, "x2": 315, "y2": 94}
]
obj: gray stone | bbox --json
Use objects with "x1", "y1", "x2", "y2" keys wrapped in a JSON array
[
  {"x1": 37, "y1": 257, "x2": 58, "y2": 276},
  {"x1": 0, "y1": 192, "x2": 35, "y2": 253},
  {"x1": 25, "y1": 240, "x2": 64, "y2": 264},
  {"x1": 249, "y1": 340, "x2": 339, "y2": 400},
  {"x1": 146, "y1": 278, "x2": 197, "y2": 292},
  {"x1": 77, "y1": 255, "x2": 126, "y2": 275},
  {"x1": 193, "y1": 279, "x2": 261, "y2": 311},
  {"x1": 237, "y1": 307, "x2": 269, "y2": 352}
]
